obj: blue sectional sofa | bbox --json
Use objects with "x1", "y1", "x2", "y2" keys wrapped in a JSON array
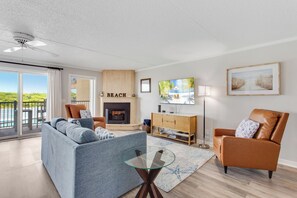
[{"x1": 41, "y1": 122, "x2": 147, "y2": 198}]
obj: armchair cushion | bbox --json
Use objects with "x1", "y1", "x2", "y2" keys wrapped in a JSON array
[
  {"x1": 249, "y1": 109, "x2": 279, "y2": 140},
  {"x1": 235, "y1": 119, "x2": 260, "y2": 138}
]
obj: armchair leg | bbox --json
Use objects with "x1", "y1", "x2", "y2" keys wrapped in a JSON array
[
  {"x1": 224, "y1": 166, "x2": 228, "y2": 174},
  {"x1": 268, "y1": 171, "x2": 273, "y2": 179}
]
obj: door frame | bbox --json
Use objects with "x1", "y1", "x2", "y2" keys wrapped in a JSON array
[
  {"x1": 68, "y1": 74, "x2": 97, "y2": 116},
  {"x1": 0, "y1": 63, "x2": 48, "y2": 140}
]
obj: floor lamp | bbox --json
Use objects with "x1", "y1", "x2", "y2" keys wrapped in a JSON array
[{"x1": 198, "y1": 85, "x2": 211, "y2": 149}]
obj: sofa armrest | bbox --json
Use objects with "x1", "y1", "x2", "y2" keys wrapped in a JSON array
[
  {"x1": 214, "y1": 128, "x2": 236, "y2": 136},
  {"x1": 93, "y1": 116, "x2": 105, "y2": 122},
  {"x1": 74, "y1": 131, "x2": 146, "y2": 198},
  {"x1": 221, "y1": 136, "x2": 280, "y2": 170}
]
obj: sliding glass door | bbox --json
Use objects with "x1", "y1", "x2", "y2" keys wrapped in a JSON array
[
  {"x1": 0, "y1": 70, "x2": 48, "y2": 140},
  {"x1": 0, "y1": 71, "x2": 19, "y2": 139},
  {"x1": 22, "y1": 73, "x2": 47, "y2": 136}
]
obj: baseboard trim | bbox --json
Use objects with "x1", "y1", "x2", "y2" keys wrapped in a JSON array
[{"x1": 278, "y1": 159, "x2": 297, "y2": 169}]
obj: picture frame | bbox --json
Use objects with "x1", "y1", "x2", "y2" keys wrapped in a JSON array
[
  {"x1": 140, "y1": 78, "x2": 151, "y2": 93},
  {"x1": 227, "y1": 62, "x2": 280, "y2": 96}
]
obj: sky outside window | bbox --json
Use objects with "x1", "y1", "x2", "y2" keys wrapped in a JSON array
[
  {"x1": 0, "y1": 72, "x2": 18, "y2": 92},
  {"x1": 0, "y1": 72, "x2": 47, "y2": 93},
  {"x1": 23, "y1": 73, "x2": 47, "y2": 93}
]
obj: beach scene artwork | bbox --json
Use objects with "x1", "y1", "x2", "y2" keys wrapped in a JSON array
[{"x1": 227, "y1": 63, "x2": 280, "y2": 95}]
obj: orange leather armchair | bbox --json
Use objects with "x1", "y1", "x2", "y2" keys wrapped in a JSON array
[
  {"x1": 65, "y1": 104, "x2": 106, "y2": 129},
  {"x1": 213, "y1": 109, "x2": 289, "y2": 179}
]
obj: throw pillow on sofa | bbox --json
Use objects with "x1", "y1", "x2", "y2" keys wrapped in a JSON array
[
  {"x1": 235, "y1": 119, "x2": 260, "y2": 138},
  {"x1": 77, "y1": 118, "x2": 94, "y2": 129},
  {"x1": 66, "y1": 127, "x2": 99, "y2": 144},
  {"x1": 80, "y1": 110, "x2": 92, "y2": 118},
  {"x1": 95, "y1": 127, "x2": 115, "y2": 140}
]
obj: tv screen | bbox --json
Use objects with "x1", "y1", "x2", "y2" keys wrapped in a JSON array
[{"x1": 159, "y1": 77, "x2": 195, "y2": 104}]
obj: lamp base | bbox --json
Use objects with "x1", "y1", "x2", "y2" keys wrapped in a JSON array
[{"x1": 198, "y1": 143, "x2": 210, "y2": 149}]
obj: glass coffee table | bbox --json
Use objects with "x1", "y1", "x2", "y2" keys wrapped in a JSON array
[{"x1": 123, "y1": 146, "x2": 175, "y2": 198}]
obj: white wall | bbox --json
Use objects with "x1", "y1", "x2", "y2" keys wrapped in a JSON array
[
  {"x1": 136, "y1": 40, "x2": 297, "y2": 167},
  {"x1": 61, "y1": 67, "x2": 102, "y2": 117}
]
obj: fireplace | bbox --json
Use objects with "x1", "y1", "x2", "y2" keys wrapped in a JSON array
[{"x1": 103, "y1": 102, "x2": 130, "y2": 124}]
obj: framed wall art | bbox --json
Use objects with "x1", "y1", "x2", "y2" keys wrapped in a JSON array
[
  {"x1": 140, "y1": 78, "x2": 151, "y2": 93},
  {"x1": 227, "y1": 62, "x2": 280, "y2": 96}
]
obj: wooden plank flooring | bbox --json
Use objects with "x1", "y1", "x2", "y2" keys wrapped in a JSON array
[{"x1": 0, "y1": 137, "x2": 296, "y2": 198}]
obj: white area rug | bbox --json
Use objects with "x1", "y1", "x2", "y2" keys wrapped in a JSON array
[{"x1": 147, "y1": 136, "x2": 214, "y2": 192}]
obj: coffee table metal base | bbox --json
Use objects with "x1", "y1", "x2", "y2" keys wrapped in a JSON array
[{"x1": 135, "y1": 167, "x2": 163, "y2": 198}]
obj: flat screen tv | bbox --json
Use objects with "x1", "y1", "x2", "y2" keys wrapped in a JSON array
[{"x1": 159, "y1": 77, "x2": 195, "y2": 104}]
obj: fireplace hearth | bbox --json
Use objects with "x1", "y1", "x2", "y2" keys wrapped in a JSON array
[{"x1": 103, "y1": 102, "x2": 130, "y2": 124}]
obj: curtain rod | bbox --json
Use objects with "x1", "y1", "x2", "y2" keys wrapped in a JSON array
[{"x1": 0, "y1": 60, "x2": 63, "y2": 71}]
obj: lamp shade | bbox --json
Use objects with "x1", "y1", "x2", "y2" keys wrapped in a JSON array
[{"x1": 198, "y1": 85, "x2": 211, "y2": 96}]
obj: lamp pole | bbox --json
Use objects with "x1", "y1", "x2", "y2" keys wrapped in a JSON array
[{"x1": 198, "y1": 88, "x2": 210, "y2": 149}]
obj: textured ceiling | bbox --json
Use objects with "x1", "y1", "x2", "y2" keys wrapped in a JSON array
[{"x1": 0, "y1": 0, "x2": 297, "y2": 70}]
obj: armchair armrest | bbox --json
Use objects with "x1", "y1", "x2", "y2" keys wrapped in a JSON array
[
  {"x1": 93, "y1": 117, "x2": 106, "y2": 122},
  {"x1": 214, "y1": 128, "x2": 236, "y2": 137},
  {"x1": 221, "y1": 136, "x2": 280, "y2": 170}
]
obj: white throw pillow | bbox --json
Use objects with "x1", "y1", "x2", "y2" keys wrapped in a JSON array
[
  {"x1": 235, "y1": 119, "x2": 260, "y2": 138},
  {"x1": 80, "y1": 110, "x2": 92, "y2": 118}
]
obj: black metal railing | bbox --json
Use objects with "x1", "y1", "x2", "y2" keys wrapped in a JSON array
[
  {"x1": 71, "y1": 100, "x2": 90, "y2": 109},
  {"x1": 0, "y1": 100, "x2": 46, "y2": 129}
]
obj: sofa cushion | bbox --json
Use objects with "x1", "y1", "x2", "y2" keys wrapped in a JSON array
[
  {"x1": 235, "y1": 119, "x2": 260, "y2": 138},
  {"x1": 66, "y1": 127, "x2": 99, "y2": 144},
  {"x1": 80, "y1": 110, "x2": 92, "y2": 118},
  {"x1": 56, "y1": 121, "x2": 79, "y2": 134},
  {"x1": 51, "y1": 117, "x2": 66, "y2": 128},
  {"x1": 69, "y1": 104, "x2": 86, "y2": 118},
  {"x1": 249, "y1": 109, "x2": 279, "y2": 140}
]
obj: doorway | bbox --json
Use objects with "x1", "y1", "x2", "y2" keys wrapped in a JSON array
[{"x1": 69, "y1": 75, "x2": 96, "y2": 115}]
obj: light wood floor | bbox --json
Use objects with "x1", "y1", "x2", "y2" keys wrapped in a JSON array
[{"x1": 0, "y1": 137, "x2": 297, "y2": 198}]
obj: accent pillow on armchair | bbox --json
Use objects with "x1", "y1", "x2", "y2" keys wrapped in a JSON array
[
  {"x1": 80, "y1": 110, "x2": 92, "y2": 118},
  {"x1": 235, "y1": 119, "x2": 260, "y2": 138}
]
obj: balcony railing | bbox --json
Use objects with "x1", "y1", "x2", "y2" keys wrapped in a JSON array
[
  {"x1": 0, "y1": 100, "x2": 46, "y2": 129},
  {"x1": 71, "y1": 100, "x2": 90, "y2": 109}
]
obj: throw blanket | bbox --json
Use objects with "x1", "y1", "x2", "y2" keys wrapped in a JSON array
[{"x1": 95, "y1": 127, "x2": 115, "y2": 140}]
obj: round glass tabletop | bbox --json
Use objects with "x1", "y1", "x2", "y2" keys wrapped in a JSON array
[{"x1": 122, "y1": 146, "x2": 175, "y2": 170}]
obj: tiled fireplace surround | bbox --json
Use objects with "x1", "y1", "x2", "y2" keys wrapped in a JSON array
[{"x1": 99, "y1": 70, "x2": 138, "y2": 126}]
